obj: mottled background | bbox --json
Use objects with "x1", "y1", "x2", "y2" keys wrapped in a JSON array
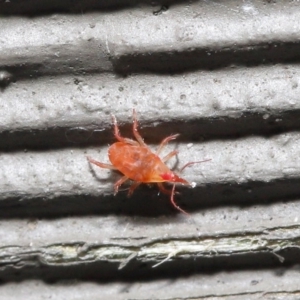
[{"x1": 1, "y1": 0, "x2": 300, "y2": 299}]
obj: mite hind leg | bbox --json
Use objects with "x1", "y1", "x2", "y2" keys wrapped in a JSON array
[
  {"x1": 87, "y1": 156, "x2": 117, "y2": 169},
  {"x1": 112, "y1": 114, "x2": 139, "y2": 146}
]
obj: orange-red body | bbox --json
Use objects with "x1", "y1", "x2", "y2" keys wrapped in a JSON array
[
  {"x1": 109, "y1": 142, "x2": 182, "y2": 183},
  {"x1": 87, "y1": 109, "x2": 209, "y2": 214}
]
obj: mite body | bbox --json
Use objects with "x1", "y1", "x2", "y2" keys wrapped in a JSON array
[
  {"x1": 87, "y1": 109, "x2": 207, "y2": 214},
  {"x1": 108, "y1": 142, "x2": 185, "y2": 184}
]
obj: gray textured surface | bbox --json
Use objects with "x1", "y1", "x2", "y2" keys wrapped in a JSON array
[
  {"x1": 3, "y1": 268, "x2": 300, "y2": 300},
  {"x1": 1, "y1": 0, "x2": 300, "y2": 299}
]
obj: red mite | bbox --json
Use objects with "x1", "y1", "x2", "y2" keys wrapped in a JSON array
[{"x1": 87, "y1": 109, "x2": 210, "y2": 214}]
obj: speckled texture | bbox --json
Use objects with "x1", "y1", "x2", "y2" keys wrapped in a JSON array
[
  {"x1": 2, "y1": 268, "x2": 300, "y2": 300},
  {"x1": 1, "y1": 0, "x2": 300, "y2": 299}
]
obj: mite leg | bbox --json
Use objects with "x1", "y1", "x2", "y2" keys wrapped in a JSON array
[
  {"x1": 180, "y1": 159, "x2": 211, "y2": 172},
  {"x1": 162, "y1": 150, "x2": 179, "y2": 163},
  {"x1": 114, "y1": 175, "x2": 128, "y2": 195},
  {"x1": 87, "y1": 156, "x2": 117, "y2": 169},
  {"x1": 128, "y1": 181, "x2": 141, "y2": 197},
  {"x1": 156, "y1": 134, "x2": 179, "y2": 155},
  {"x1": 157, "y1": 182, "x2": 172, "y2": 195},
  {"x1": 170, "y1": 184, "x2": 189, "y2": 215},
  {"x1": 158, "y1": 183, "x2": 188, "y2": 214},
  {"x1": 112, "y1": 114, "x2": 139, "y2": 146},
  {"x1": 157, "y1": 182, "x2": 179, "y2": 195},
  {"x1": 132, "y1": 109, "x2": 148, "y2": 147}
]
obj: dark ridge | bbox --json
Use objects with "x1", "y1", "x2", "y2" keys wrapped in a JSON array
[
  {"x1": 113, "y1": 42, "x2": 300, "y2": 75},
  {"x1": 0, "y1": 0, "x2": 181, "y2": 15},
  {"x1": 1, "y1": 42, "x2": 300, "y2": 85},
  {"x1": 0, "y1": 177, "x2": 300, "y2": 218},
  {"x1": 1, "y1": 110, "x2": 300, "y2": 151}
]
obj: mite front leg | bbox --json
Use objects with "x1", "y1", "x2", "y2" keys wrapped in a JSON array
[
  {"x1": 156, "y1": 134, "x2": 179, "y2": 155},
  {"x1": 179, "y1": 159, "x2": 211, "y2": 172},
  {"x1": 169, "y1": 184, "x2": 189, "y2": 215},
  {"x1": 157, "y1": 182, "x2": 179, "y2": 195},
  {"x1": 161, "y1": 150, "x2": 179, "y2": 163}
]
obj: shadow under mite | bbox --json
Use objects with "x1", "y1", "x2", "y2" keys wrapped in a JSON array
[{"x1": 1, "y1": 177, "x2": 300, "y2": 218}]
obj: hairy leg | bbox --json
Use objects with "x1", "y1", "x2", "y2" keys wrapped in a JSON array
[
  {"x1": 87, "y1": 156, "x2": 117, "y2": 169},
  {"x1": 132, "y1": 109, "x2": 148, "y2": 147},
  {"x1": 112, "y1": 114, "x2": 139, "y2": 146},
  {"x1": 157, "y1": 182, "x2": 179, "y2": 195},
  {"x1": 180, "y1": 159, "x2": 211, "y2": 172},
  {"x1": 156, "y1": 134, "x2": 179, "y2": 155},
  {"x1": 114, "y1": 175, "x2": 128, "y2": 195},
  {"x1": 157, "y1": 182, "x2": 171, "y2": 195},
  {"x1": 127, "y1": 181, "x2": 141, "y2": 197},
  {"x1": 161, "y1": 150, "x2": 179, "y2": 163},
  {"x1": 170, "y1": 184, "x2": 189, "y2": 215},
  {"x1": 158, "y1": 183, "x2": 186, "y2": 214}
]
